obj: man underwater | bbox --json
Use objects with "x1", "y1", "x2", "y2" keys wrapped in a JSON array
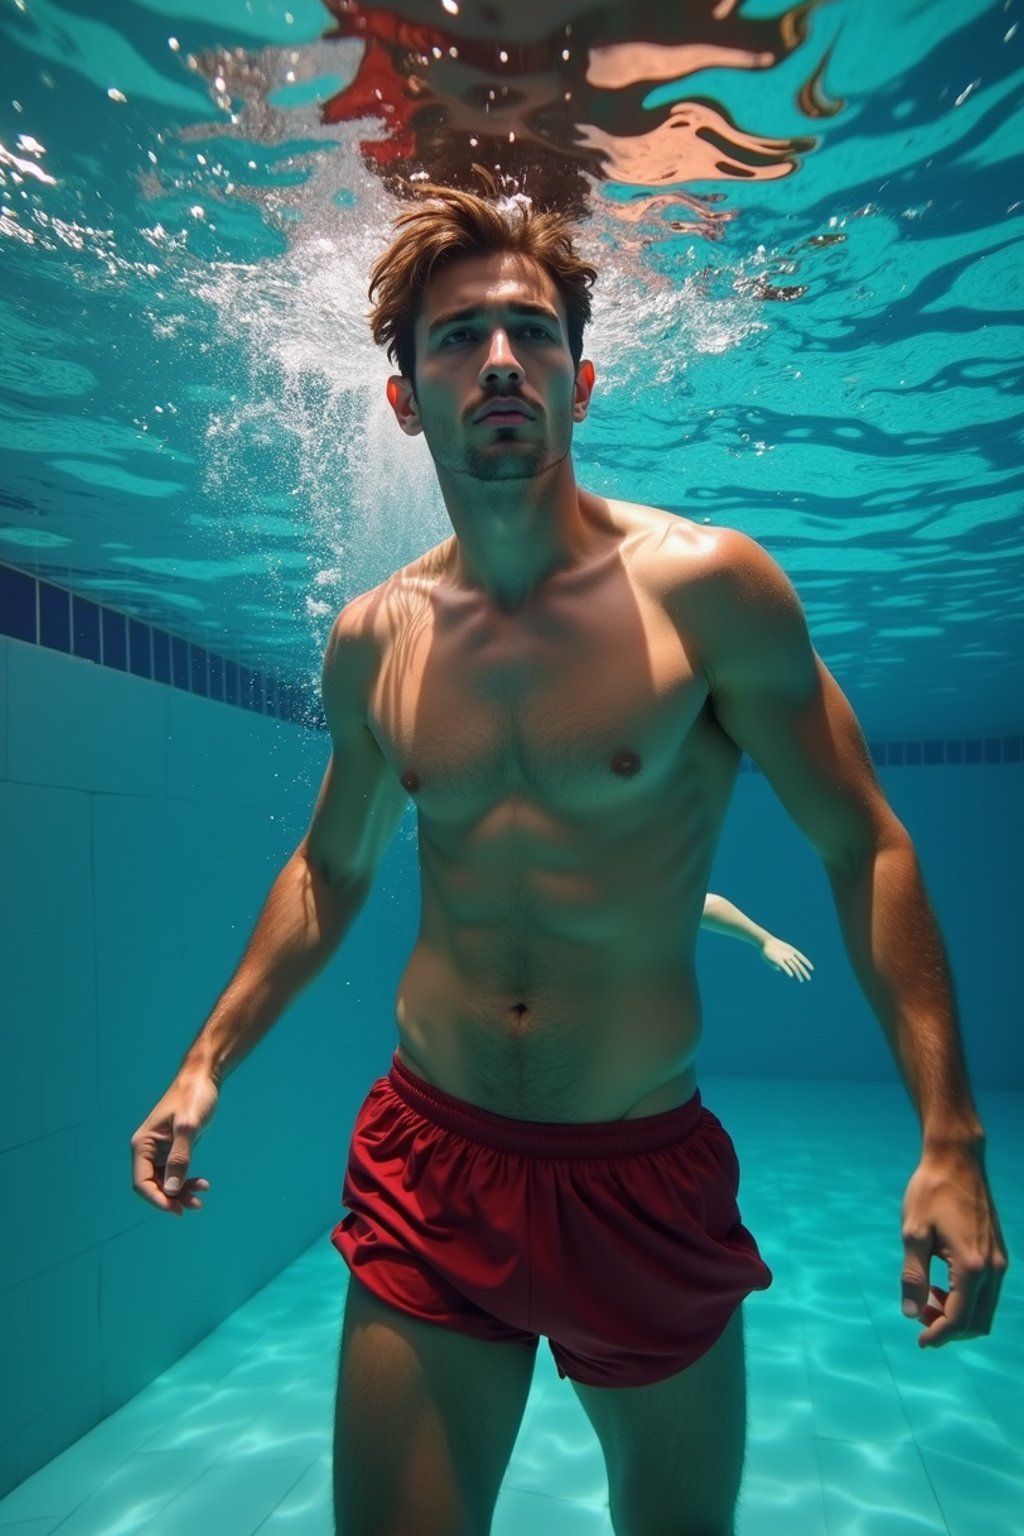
[{"x1": 133, "y1": 184, "x2": 1006, "y2": 1536}]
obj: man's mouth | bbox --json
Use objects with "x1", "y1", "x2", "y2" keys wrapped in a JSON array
[{"x1": 474, "y1": 400, "x2": 535, "y2": 425}]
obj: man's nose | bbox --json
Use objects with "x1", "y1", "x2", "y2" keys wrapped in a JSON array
[{"x1": 479, "y1": 328, "x2": 523, "y2": 389}]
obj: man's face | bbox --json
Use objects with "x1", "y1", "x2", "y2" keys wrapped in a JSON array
[{"x1": 386, "y1": 250, "x2": 594, "y2": 482}]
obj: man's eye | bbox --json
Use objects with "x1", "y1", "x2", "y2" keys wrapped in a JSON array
[
  {"x1": 521, "y1": 326, "x2": 552, "y2": 339},
  {"x1": 442, "y1": 329, "x2": 473, "y2": 345}
]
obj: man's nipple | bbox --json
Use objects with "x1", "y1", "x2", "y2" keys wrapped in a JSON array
[
  {"x1": 611, "y1": 750, "x2": 642, "y2": 778},
  {"x1": 400, "y1": 768, "x2": 421, "y2": 794}
]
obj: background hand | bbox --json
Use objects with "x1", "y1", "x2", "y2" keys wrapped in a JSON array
[
  {"x1": 131, "y1": 1071, "x2": 219, "y2": 1217},
  {"x1": 760, "y1": 936, "x2": 814, "y2": 981}
]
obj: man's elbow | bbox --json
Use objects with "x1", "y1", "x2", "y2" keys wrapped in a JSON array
[
  {"x1": 298, "y1": 842, "x2": 374, "y2": 907},
  {"x1": 821, "y1": 804, "x2": 912, "y2": 883}
]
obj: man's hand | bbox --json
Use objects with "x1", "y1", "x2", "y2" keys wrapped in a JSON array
[
  {"x1": 131, "y1": 1070, "x2": 218, "y2": 1217},
  {"x1": 900, "y1": 1145, "x2": 1009, "y2": 1347},
  {"x1": 760, "y1": 936, "x2": 814, "y2": 982}
]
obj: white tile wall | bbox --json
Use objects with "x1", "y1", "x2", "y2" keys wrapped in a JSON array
[
  {"x1": 0, "y1": 1378, "x2": 104, "y2": 1510},
  {"x1": 151, "y1": 794, "x2": 299, "y2": 1012},
  {"x1": 92, "y1": 793, "x2": 202, "y2": 1122},
  {"x1": 0, "y1": 1273, "x2": 32, "y2": 1444},
  {"x1": 0, "y1": 781, "x2": 96, "y2": 1153},
  {"x1": 0, "y1": 971, "x2": 44, "y2": 1157},
  {"x1": 0, "y1": 1128, "x2": 87, "y2": 1294},
  {"x1": 0, "y1": 1254, "x2": 102, "y2": 1447},
  {"x1": 6, "y1": 645, "x2": 166, "y2": 797},
  {"x1": 97, "y1": 1213, "x2": 236, "y2": 1414},
  {"x1": 0, "y1": 637, "x2": 9, "y2": 780},
  {"x1": 0, "y1": 638, "x2": 409, "y2": 1500},
  {"x1": 165, "y1": 688, "x2": 327, "y2": 811}
]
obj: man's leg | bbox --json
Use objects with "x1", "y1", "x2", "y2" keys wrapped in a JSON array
[
  {"x1": 569, "y1": 1308, "x2": 747, "y2": 1536},
  {"x1": 333, "y1": 1275, "x2": 537, "y2": 1536}
]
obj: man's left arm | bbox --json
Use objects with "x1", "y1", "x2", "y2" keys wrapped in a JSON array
[{"x1": 695, "y1": 529, "x2": 1009, "y2": 1348}]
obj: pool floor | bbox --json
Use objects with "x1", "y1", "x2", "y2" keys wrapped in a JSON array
[{"x1": 1, "y1": 1078, "x2": 1021, "y2": 1535}]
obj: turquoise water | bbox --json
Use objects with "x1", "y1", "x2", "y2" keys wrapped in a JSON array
[
  {"x1": 1, "y1": 0, "x2": 1022, "y2": 735},
  {"x1": 2, "y1": 1, "x2": 1023, "y2": 1532},
  {"x1": 1, "y1": 1080, "x2": 1021, "y2": 1534}
]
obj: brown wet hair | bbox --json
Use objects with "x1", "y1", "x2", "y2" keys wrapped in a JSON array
[{"x1": 368, "y1": 175, "x2": 597, "y2": 382}]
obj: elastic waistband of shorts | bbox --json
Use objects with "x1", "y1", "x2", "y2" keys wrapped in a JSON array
[{"x1": 386, "y1": 1051, "x2": 705, "y2": 1158}]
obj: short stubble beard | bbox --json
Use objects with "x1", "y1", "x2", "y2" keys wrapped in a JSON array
[
  {"x1": 463, "y1": 436, "x2": 554, "y2": 481},
  {"x1": 424, "y1": 402, "x2": 574, "y2": 484}
]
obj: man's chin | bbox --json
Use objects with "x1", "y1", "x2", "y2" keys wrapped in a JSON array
[{"x1": 464, "y1": 447, "x2": 554, "y2": 481}]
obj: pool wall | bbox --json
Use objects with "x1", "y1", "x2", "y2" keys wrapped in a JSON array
[{"x1": 0, "y1": 635, "x2": 417, "y2": 1497}]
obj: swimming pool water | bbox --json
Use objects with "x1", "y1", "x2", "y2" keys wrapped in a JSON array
[
  {"x1": 1, "y1": 0, "x2": 1021, "y2": 737},
  {"x1": 1, "y1": 1, "x2": 1022, "y2": 1530}
]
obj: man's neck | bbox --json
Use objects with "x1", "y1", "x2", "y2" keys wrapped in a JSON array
[{"x1": 438, "y1": 457, "x2": 591, "y2": 613}]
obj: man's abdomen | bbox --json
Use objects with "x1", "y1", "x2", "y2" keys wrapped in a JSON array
[{"x1": 394, "y1": 937, "x2": 703, "y2": 1122}]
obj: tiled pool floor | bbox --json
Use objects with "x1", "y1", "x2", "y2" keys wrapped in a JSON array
[{"x1": 1, "y1": 1079, "x2": 1021, "y2": 1535}]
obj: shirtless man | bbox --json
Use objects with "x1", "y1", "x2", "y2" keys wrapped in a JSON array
[{"x1": 131, "y1": 185, "x2": 1007, "y2": 1536}]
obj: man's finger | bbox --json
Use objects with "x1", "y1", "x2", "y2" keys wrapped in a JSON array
[
  {"x1": 964, "y1": 1268, "x2": 1006, "y2": 1341},
  {"x1": 176, "y1": 1178, "x2": 210, "y2": 1205},
  {"x1": 920, "y1": 1283, "x2": 948, "y2": 1325},
  {"x1": 919, "y1": 1267, "x2": 986, "y2": 1347},
  {"x1": 163, "y1": 1125, "x2": 196, "y2": 1197},
  {"x1": 972, "y1": 1256, "x2": 1009, "y2": 1337},
  {"x1": 918, "y1": 1281, "x2": 969, "y2": 1347},
  {"x1": 131, "y1": 1140, "x2": 154, "y2": 1196},
  {"x1": 900, "y1": 1230, "x2": 933, "y2": 1318},
  {"x1": 950, "y1": 1264, "x2": 986, "y2": 1331},
  {"x1": 132, "y1": 1135, "x2": 175, "y2": 1209}
]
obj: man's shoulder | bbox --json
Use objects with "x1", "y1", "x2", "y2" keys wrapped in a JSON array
[
  {"x1": 608, "y1": 499, "x2": 783, "y2": 595},
  {"x1": 608, "y1": 502, "x2": 808, "y2": 690},
  {"x1": 320, "y1": 549, "x2": 444, "y2": 721},
  {"x1": 329, "y1": 538, "x2": 454, "y2": 647}
]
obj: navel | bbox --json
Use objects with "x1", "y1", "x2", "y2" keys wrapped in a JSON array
[
  {"x1": 507, "y1": 1001, "x2": 530, "y2": 1034},
  {"x1": 610, "y1": 750, "x2": 642, "y2": 778},
  {"x1": 400, "y1": 768, "x2": 421, "y2": 794}
]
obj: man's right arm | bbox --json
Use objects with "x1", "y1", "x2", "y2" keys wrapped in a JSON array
[
  {"x1": 131, "y1": 598, "x2": 407, "y2": 1211},
  {"x1": 182, "y1": 603, "x2": 407, "y2": 1085}
]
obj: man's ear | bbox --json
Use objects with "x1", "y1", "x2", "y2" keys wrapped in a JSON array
[
  {"x1": 386, "y1": 375, "x2": 423, "y2": 436},
  {"x1": 572, "y1": 359, "x2": 595, "y2": 422}
]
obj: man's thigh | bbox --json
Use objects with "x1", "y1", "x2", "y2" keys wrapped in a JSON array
[
  {"x1": 570, "y1": 1307, "x2": 747, "y2": 1536},
  {"x1": 334, "y1": 1275, "x2": 537, "y2": 1536}
]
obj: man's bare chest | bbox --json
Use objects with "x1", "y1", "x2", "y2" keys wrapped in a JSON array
[{"x1": 366, "y1": 587, "x2": 714, "y2": 816}]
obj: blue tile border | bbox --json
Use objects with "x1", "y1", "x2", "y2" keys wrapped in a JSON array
[
  {"x1": 0, "y1": 565, "x2": 35, "y2": 642},
  {"x1": 73, "y1": 594, "x2": 101, "y2": 663},
  {"x1": 740, "y1": 731, "x2": 1024, "y2": 770},
  {"x1": 39, "y1": 581, "x2": 71, "y2": 654},
  {"x1": 102, "y1": 608, "x2": 127, "y2": 672},
  {"x1": 0, "y1": 561, "x2": 326, "y2": 731},
  {"x1": 1, "y1": 561, "x2": 1021, "y2": 756},
  {"x1": 128, "y1": 618, "x2": 152, "y2": 679}
]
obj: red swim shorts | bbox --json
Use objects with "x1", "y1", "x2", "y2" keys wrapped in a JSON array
[{"x1": 331, "y1": 1052, "x2": 772, "y2": 1388}]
